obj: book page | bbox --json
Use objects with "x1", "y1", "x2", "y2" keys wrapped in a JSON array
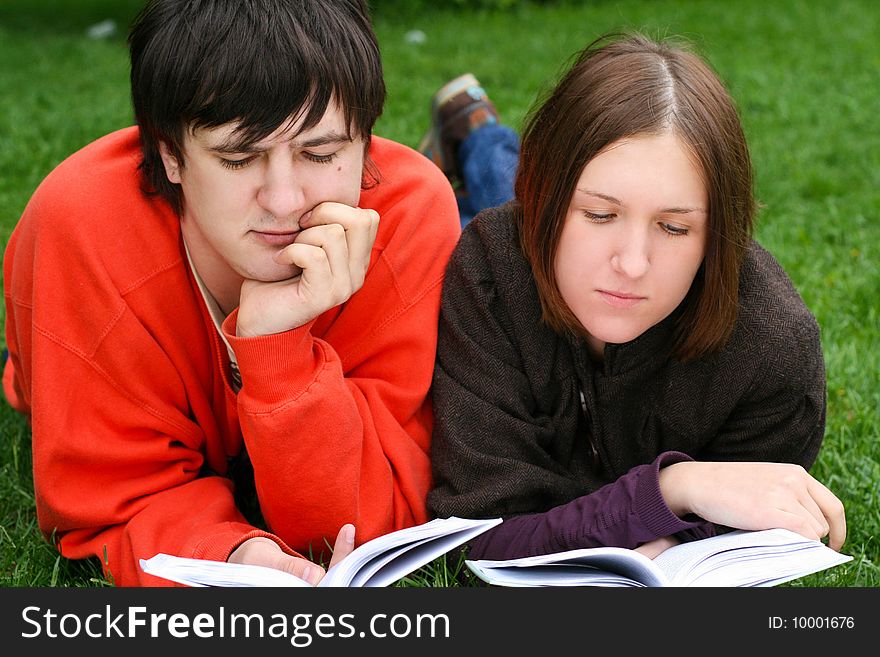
[
  {"x1": 466, "y1": 546, "x2": 669, "y2": 587},
  {"x1": 139, "y1": 553, "x2": 310, "y2": 587},
  {"x1": 653, "y1": 528, "x2": 852, "y2": 586},
  {"x1": 323, "y1": 516, "x2": 502, "y2": 587},
  {"x1": 139, "y1": 517, "x2": 501, "y2": 588}
]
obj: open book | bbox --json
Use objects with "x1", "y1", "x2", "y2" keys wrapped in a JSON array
[
  {"x1": 140, "y1": 516, "x2": 501, "y2": 587},
  {"x1": 465, "y1": 528, "x2": 852, "y2": 587}
]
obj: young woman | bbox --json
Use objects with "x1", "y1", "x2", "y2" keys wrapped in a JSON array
[{"x1": 426, "y1": 33, "x2": 846, "y2": 561}]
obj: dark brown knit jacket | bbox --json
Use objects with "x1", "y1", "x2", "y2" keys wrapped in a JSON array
[{"x1": 427, "y1": 201, "x2": 827, "y2": 521}]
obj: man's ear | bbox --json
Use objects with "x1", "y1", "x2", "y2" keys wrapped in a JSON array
[{"x1": 158, "y1": 141, "x2": 182, "y2": 184}]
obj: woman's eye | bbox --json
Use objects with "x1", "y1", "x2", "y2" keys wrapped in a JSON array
[
  {"x1": 661, "y1": 222, "x2": 689, "y2": 236},
  {"x1": 583, "y1": 211, "x2": 615, "y2": 223}
]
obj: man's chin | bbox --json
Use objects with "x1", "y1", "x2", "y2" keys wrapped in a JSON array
[
  {"x1": 247, "y1": 265, "x2": 304, "y2": 283},
  {"x1": 271, "y1": 265, "x2": 304, "y2": 281}
]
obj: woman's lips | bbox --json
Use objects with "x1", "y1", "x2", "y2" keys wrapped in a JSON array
[{"x1": 597, "y1": 290, "x2": 645, "y2": 309}]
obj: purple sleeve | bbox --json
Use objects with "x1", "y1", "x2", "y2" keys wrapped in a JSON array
[{"x1": 466, "y1": 451, "x2": 716, "y2": 560}]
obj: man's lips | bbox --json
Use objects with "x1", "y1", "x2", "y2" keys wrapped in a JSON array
[
  {"x1": 597, "y1": 290, "x2": 646, "y2": 309},
  {"x1": 250, "y1": 230, "x2": 300, "y2": 247}
]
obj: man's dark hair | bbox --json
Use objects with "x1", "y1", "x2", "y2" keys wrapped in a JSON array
[{"x1": 129, "y1": 0, "x2": 386, "y2": 213}]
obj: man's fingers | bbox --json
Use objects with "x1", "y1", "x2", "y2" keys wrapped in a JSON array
[
  {"x1": 299, "y1": 202, "x2": 379, "y2": 288},
  {"x1": 279, "y1": 234, "x2": 353, "y2": 306},
  {"x1": 342, "y1": 210, "x2": 379, "y2": 288},
  {"x1": 327, "y1": 524, "x2": 356, "y2": 571},
  {"x1": 228, "y1": 537, "x2": 325, "y2": 585},
  {"x1": 280, "y1": 557, "x2": 325, "y2": 586},
  {"x1": 299, "y1": 202, "x2": 375, "y2": 231},
  {"x1": 368, "y1": 209, "x2": 380, "y2": 243},
  {"x1": 288, "y1": 224, "x2": 351, "y2": 288},
  {"x1": 271, "y1": 242, "x2": 332, "y2": 293}
]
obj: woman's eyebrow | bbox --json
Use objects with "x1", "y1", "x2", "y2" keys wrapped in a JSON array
[
  {"x1": 661, "y1": 206, "x2": 707, "y2": 215},
  {"x1": 576, "y1": 188, "x2": 621, "y2": 204},
  {"x1": 576, "y1": 188, "x2": 706, "y2": 214}
]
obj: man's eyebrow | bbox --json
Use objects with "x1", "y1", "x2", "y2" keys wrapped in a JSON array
[
  {"x1": 207, "y1": 130, "x2": 353, "y2": 154},
  {"x1": 576, "y1": 188, "x2": 706, "y2": 214},
  {"x1": 206, "y1": 141, "x2": 258, "y2": 155},
  {"x1": 295, "y1": 131, "x2": 353, "y2": 149}
]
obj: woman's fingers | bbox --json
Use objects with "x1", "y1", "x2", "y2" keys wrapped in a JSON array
[{"x1": 806, "y1": 476, "x2": 847, "y2": 551}]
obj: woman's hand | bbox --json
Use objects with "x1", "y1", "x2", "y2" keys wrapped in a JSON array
[
  {"x1": 634, "y1": 535, "x2": 680, "y2": 559},
  {"x1": 659, "y1": 461, "x2": 846, "y2": 550}
]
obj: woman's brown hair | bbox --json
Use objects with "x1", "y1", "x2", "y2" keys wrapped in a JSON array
[{"x1": 515, "y1": 32, "x2": 755, "y2": 361}]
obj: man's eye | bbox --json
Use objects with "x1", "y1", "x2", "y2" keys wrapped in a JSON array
[
  {"x1": 220, "y1": 156, "x2": 255, "y2": 170},
  {"x1": 304, "y1": 152, "x2": 337, "y2": 164}
]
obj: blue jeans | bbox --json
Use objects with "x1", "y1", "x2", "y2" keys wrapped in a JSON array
[{"x1": 457, "y1": 124, "x2": 520, "y2": 228}]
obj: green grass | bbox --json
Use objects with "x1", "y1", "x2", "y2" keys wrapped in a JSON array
[{"x1": 1, "y1": 0, "x2": 878, "y2": 587}]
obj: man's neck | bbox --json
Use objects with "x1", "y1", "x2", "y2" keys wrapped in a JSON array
[{"x1": 180, "y1": 228, "x2": 242, "y2": 317}]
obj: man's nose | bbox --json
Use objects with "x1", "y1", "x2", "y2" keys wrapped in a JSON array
[{"x1": 256, "y1": 158, "x2": 306, "y2": 220}]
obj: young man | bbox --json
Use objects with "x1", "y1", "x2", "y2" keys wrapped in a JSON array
[{"x1": 2, "y1": 0, "x2": 460, "y2": 586}]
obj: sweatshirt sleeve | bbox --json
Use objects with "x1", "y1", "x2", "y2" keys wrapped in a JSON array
[
  {"x1": 222, "y1": 165, "x2": 461, "y2": 558},
  {"x1": 467, "y1": 451, "x2": 715, "y2": 560}
]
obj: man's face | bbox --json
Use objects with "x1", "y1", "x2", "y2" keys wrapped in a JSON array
[{"x1": 160, "y1": 102, "x2": 365, "y2": 304}]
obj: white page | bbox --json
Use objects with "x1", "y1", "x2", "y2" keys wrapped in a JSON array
[
  {"x1": 466, "y1": 562, "x2": 649, "y2": 587},
  {"x1": 140, "y1": 517, "x2": 501, "y2": 588},
  {"x1": 346, "y1": 526, "x2": 489, "y2": 587},
  {"x1": 653, "y1": 529, "x2": 794, "y2": 584},
  {"x1": 682, "y1": 547, "x2": 852, "y2": 587},
  {"x1": 323, "y1": 516, "x2": 502, "y2": 587},
  {"x1": 653, "y1": 528, "x2": 852, "y2": 586},
  {"x1": 140, "y1": 553, "x2": 310, "y2": 587},
  {"x1": 466, "y1": 545, "x2": 669, "y2": 587},
  {"x1": 680, "y1": 542, "x2": 813, "y2": 584}
]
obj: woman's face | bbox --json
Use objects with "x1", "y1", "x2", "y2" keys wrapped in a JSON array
[{"x1": 554, "y1": 132, "x2": 709, "y2": 359}]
